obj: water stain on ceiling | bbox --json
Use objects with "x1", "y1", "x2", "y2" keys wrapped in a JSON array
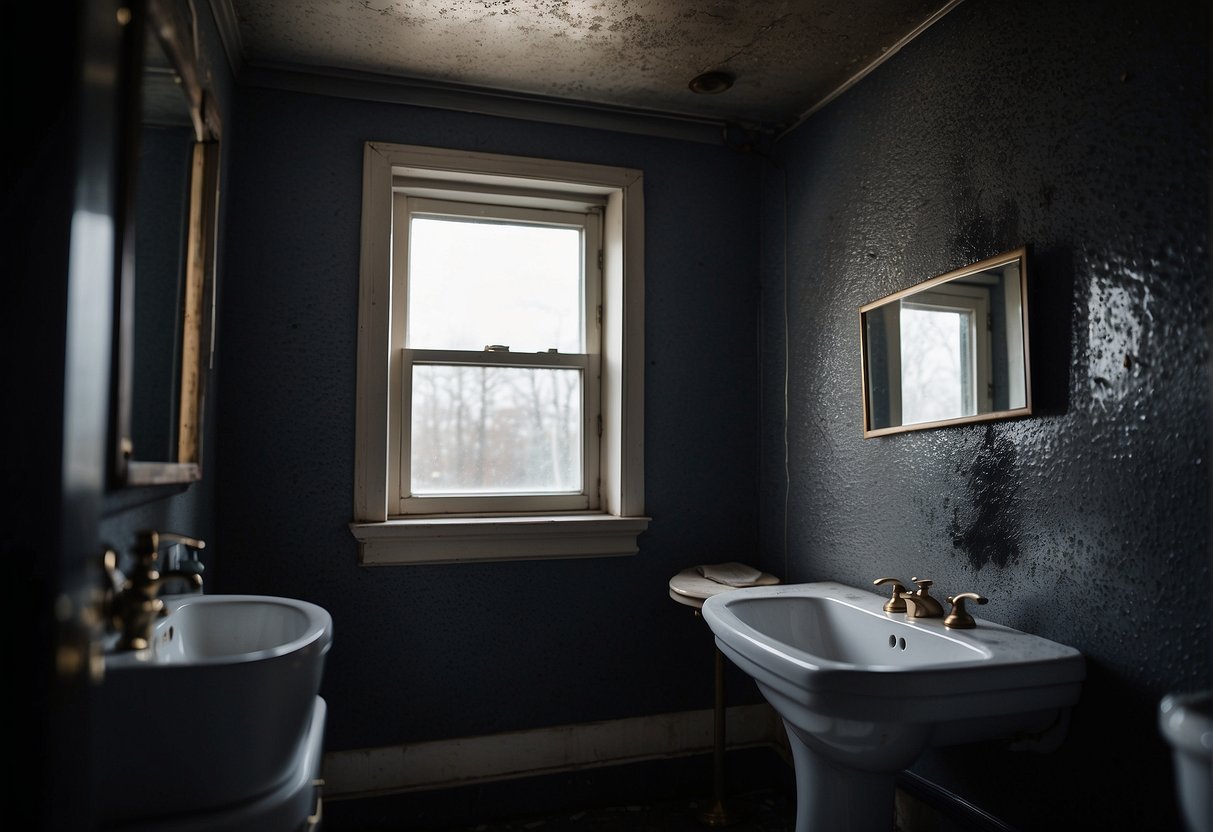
[{"x1": 225, "y1": 0, "x2": 963, "y2": 130}]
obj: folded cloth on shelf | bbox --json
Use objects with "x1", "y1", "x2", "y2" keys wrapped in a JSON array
[{"x1": 697, "y1": 562, "x2": 768, "y2": 587}]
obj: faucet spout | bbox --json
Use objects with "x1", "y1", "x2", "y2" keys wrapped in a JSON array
[
  {"x1": 154, "y1": 569, "x2": 204, "y2": 597},
  {"x1": 103, "y1": 530, "x2": 207, "y2": 651},
  {"x1": 901, "y1": 578, "x2": 944, "y2": 618}
]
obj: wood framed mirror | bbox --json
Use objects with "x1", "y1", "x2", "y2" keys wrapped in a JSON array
[
  {"x1": 859, "y1": 247, "x2": 1031, "y2": 438},
  {"x1": 112, "y1": 0, "x2": 221, "y2": 486}
]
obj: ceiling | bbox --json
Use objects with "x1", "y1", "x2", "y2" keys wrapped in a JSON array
[{"x1": 222, "y1": 0, "x2": 962, "y2": 132}]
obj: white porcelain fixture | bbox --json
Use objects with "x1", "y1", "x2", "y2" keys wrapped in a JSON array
[
  {"x1": 107, "y1": 698, "x2": 327, "y2": 832},
  {"x1": 1159, "y1": 690, "x2": 1212, "y2": 832},
  {"x1": 94, "y1": 594, "x2": 333, "y2": 827},
  {"x1": 701, "y1": 582, "x2": 1085, "y2": 832}
]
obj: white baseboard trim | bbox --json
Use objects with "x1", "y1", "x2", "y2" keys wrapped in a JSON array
[{"x1": 322, "y1": 704, "x2": 783, "y2": 800}]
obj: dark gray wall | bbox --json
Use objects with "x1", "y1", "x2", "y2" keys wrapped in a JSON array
[
  {"x1": 761, "y1": 0, "x2": 1209, "y2": 828},
  {"x1": 215, "y1": 91, "x2": 765, "y2": 751}
]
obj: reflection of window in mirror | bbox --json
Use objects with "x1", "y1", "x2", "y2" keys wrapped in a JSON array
[
  {"x1": 900, "y1": 286, "x2": 991, "y2": 425},
  {"x1": 859, "y1": 246, "x2": 1031, "y2": 439}
]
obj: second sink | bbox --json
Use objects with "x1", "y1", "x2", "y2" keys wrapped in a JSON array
[
  {"x1": 94, "y1": 594, "x2": 333, "y2": 826},
  {"x1": 701, "y1": 581, "x2": 1085, "y2": 831}
]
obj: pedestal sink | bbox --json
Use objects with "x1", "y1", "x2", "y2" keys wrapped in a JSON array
[
  {"x1": 1159, "y1": 690, "x2": 1212, "y2": 832},
  {"x1": 700, "y1": 582, "x2": 1085, "y2": 832},
  {"x1": 93, "y1": 594, "x2": 333, "y2": 829}
]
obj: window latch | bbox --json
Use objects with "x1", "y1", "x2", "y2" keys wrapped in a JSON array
[{"x1": 484, "y1": 344, "x2": 510, "y2": 352}]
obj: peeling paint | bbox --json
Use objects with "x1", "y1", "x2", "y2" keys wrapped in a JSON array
[{"x1": 229, "y1": 0, "x2": 959, "y2": 124}]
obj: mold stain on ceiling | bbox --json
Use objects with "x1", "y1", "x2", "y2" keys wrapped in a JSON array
[{"x1": 226, "y1": 0, "x2": 963, "y2": 130}]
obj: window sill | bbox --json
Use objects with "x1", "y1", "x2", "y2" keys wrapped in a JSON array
[{"x1": 349, "y1": 514, "x2": 651, "y2": 565}]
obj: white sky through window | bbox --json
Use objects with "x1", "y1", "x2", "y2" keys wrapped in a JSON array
[
  {"x1": 407, "y1": 217, "x2": 583, "y2": 353},
  {"x1": 900, "y1": 306, "x2": 968, "y2": 424}
]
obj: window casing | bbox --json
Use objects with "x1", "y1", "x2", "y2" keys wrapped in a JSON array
[{"x1": 351, "y1": 143, "x2": 648, "y2": 564}]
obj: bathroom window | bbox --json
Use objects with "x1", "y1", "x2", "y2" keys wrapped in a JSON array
[{"x1": 350, "y1": 143, "x2": 648, "y2": 564}]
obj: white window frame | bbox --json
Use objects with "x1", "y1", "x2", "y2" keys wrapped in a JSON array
[
  {"x1": 397, "y1": 197, "x2": 601, "y2": 516},
  {"x1": 350, "y1": 142, "x2": 648, "y2": 565}
]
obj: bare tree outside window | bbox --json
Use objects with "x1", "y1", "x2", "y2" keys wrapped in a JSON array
[
  {"x1": 411, "y1": 365, "x2": 581, "y2": 494},
  {"x1": 900, "y1": 305, "x2": 975, "y2": 424}
]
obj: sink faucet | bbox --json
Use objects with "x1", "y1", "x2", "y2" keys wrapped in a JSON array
[
  {"x1": 103, "y1": 530, "x2": 206, "y2": 651},
  {"x1": 944, "y1": 592, "x2": 988, "y2": 629},
  {"x1": 899, "y1": 577, "x2": 943, "y2": 618},
  {"x1": 873, "y1": 577, "x2": 908, "y2": 613}
]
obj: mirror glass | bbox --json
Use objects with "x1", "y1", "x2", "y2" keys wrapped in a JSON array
[
  {"x1": 860, "y1": 247, "x2": 1031, "y2": 438},
  {"x1": 130, "y1": 23, "x2": 194, "y2": 465},
  {"x1": 114, "y1": 0, "x2": 221, "y2": 486}
]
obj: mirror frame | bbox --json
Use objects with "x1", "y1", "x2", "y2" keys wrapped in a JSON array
[
  {"x1": 112, "y1": 0, "x2": 221, "y2": 487},
  {"x1": 859, "y1": 246, "x2": 1032, "y2": 439}
]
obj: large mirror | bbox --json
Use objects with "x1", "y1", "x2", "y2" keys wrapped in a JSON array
[
  {"x1": 859, "y1": 247, "x2": 1031, "y2": 438},
  {"x1": 113, "y1": 0, "x2": 221, "y2": 486}
]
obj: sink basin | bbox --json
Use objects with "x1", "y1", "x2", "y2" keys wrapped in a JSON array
[
  {"x1": 94, "y1": 594, "x2": 332, "y2": 826},
  {"x1": 1159, "y1": 690, "x2": 1212, "y2": 832},
  {"x1": 701, "y1": 581, "x2": 1084, "y2": 831}
]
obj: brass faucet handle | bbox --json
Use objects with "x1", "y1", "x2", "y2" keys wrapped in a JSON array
[
  {"x1": 910, "y1": 577, "x2": 934, "y2": 591},
  {"x1": 944, "y1": 592, "x2": 988, "y2": 629},
  {"x1": 102, "y1": 548, "x2": 122, "y2": 589},
  {"x1": 873, "y1": 577, "x2": 908, "y2": 612},
  {"x1": 159, "y1": 532, "x2": 206, "y2": 551},
  {"x1": 138, "y1": 533, "x2": 207, "y2": 553},
  {"x1": 135, "y1": 530, "x2": 207, "y2": 562}
]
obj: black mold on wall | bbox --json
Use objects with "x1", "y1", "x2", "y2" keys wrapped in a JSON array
[
  {"x1": 764, "y1": 0, "x2": 1209, "y2": 828},
  {"x1": 948, "y1": 425, "x2": 1022, "y2": 570}
]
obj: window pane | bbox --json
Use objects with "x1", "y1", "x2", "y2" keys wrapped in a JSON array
[
  {"x1": 411, "y1": 364, "x2": 582, "y2": 495},
  {"x1": 408, "y1": 217, "x2": 583, "y2": 353},
  {"x1": 900, "y1": 306, "x2": 976, "y2": 424}
]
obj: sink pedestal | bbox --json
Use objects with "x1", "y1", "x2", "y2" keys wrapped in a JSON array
[
  {"x1": 786, "y1": 726, "x2": 894, "y2": 832},
  {"x1": 668, "y1": 564, "x2": 781, "y2": 827}
]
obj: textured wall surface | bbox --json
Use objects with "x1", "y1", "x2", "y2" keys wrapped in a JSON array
[
  {"x1": 216, "y1": 94, "x2": 764, "y2": 751},
  {"x1": 761, "y1": 0, "x2": 1209, "y2": 828}
]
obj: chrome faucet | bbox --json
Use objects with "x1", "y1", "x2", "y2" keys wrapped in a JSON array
[
  {"x1": 103, "y1": 530, "x2": 206, "y2": 650},
  {"x1": 899, "y1": 577, "x2": 944, "y2": 618}
]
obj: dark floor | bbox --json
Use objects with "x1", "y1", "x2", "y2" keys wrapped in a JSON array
[
  {"x1": 322, "y1": 749, "x2": 798, "y2": 832},
  {"x1": 406, "y1": 789, "x2": 795, "y2": 832},
  {"x1": 319, "y1": 750, "x2": 988, "y2": 832}
]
